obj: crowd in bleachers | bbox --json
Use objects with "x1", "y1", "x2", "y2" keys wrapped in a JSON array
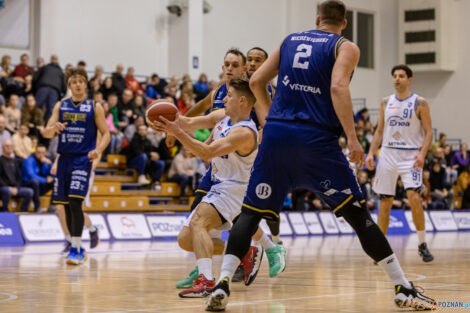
[
  {"x1": 0, "y1": 53, "x2": 215, "y2": 212},
  {"x1": 1, "y1": 53, "x2": 469, "y2": 213}
]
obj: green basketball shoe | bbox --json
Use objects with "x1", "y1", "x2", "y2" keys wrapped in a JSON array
[
  {"x1": 265, "y1": 243, "x2": 286, "y2": 278},
  {"x1": 176, "y1": 266, "x2": 199, "y2": 289}
]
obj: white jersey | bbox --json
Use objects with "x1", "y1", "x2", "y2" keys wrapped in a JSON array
[
  {"x1": 211, "y1": 116, "x2": 258, "y2": 184},
  {"x1": 382, "y1": 93, "x2": 424, "y2": 150}
]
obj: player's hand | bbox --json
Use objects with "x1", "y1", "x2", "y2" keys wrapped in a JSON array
[
  {"x1": 348, "y1": 138, "x2": 365, "y2": 169},
  {"x1": 88, "y1": 149, "x2": 101, "y2": 161},
  {"x1": 165, "y1": 135, "x2": 176, "y2": 148},
  {"x1": 153, "y1": 114, "x2": 181, "y2": 136},
  {"x1": 46, "y1": 176, "x2": 54, "y2": 184},
  {"x1": 365, "y1": 153, "x2": 376, "y2": 171},
  {"x1": 53, "y1": 122, "x2": 67, "y2": 134},
  {"x1": 41, "y1": 156, "x2": 52, "y2": 165},
  {"x1": 413, "y1": 152, "x2": 425, "y2": 169}
]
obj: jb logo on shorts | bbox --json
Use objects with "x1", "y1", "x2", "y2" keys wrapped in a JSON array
[{"x1": 255, "y1": 183, "x2": 272, "y2": 199}]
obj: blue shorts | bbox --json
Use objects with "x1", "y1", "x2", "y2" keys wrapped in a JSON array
[
  {"x1": 242, "y1": 120, "x2": 364, "y2": 220},
  {"x1": 195, "y1": 164, "x2": 213, "y2": 194},
  {"x1": 52, "y1": 155, "x2": 92, "y2": 204}
]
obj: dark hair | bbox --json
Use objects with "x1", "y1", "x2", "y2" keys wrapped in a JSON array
[
  {"x1": 228, "y1": 78, "x2": 255, "y2": 106},
  {"x1": 225, "y1": 48, "x2": 246, "y2": 65},
  {"x1": 391, "y1": 64, "x2": 413, "y2": 78},
  {"x1": 438, "y1": 132, "x2": 446, "y2": 140},
  {"x1": 77, "y1": 60, "x2": 87, "y2": 67},
  {"x1": 65, "y1": 67, "x2": 88, "y2": 84},
  {"x1": 36, "y1": 144, "x2": 47, "y2": 150},
  {"x1": 248, "y1": 47, "x2": 268, "y2": 60},
  {"x1": 318, "y1": 0, "x2": 346, "y2": 26}
]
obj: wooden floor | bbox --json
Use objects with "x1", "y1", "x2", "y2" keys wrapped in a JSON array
[{"x1": 1, "y1": 232, "x2": 469, "y2": 313}]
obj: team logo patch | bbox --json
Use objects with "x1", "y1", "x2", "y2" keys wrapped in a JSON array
[
  {"x1": 255, "y1": 183, "x2": 272, "y2": 199},
  {"x1": 393, "y1": 131, "x2": 401, "y2": 140},
  {"x1": 320, "y1": 179, "x2": 331, "y2": 190},
  {"x1": 282, "y1": 75, "x2": 290, "y2": 86}
]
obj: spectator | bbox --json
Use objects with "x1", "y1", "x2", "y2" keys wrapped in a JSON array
[
  {"x1": 431, "y1": 132, "x2": 447, "y2": 154},
  {"x1": 457, "y1": 164, "x2": 470, "y2": 209},
  {"x1": 107, "y1": 93, "x2": 123, "y2": 129},
  {"x1": 21, "y1": 144, "x2": 53, "y2": 212},
  {"x1": 102, "y1": 101, "x2": 122, "y2": 155},
  {"x1": 364, "y1": 121, "x2": 374, "y2": 143},
  {"x1": 0, "y1": 115, "x2": 11, "y2": 155},
  {"x1": 165, "y1": 85, "x2": 178, "y2": 105},
  {"x1": 21, "y1": 94, "x2": 44, "y2": 139},
  {"x1": 124, "y1": 116, "x2": 145, "y2": 142},
  {"x1": 145, "y1": 76, "x2": 160, "y2": 99},
  {"x1": 0, "y1": 140, "x2": 33, "y2": 212},
  {"x1": 91, "y1": 65, "x2": 104, "y2": 85},
  {"x1": 12, "y1": 54, "x2": 33, "y2": 83},
  {"x1": 99, "y1": 77, "x2": 116, "y2": 100},
  {"x1": 36, "y1": 57, "x2": 45, "y2": 69},
  {"x1": 168, "y1": 147, "x2": 195, "y2": 198},
  {"x1": 118, "y1": 89, "x2": 134, "y2": 126},
  {"x1": 429, "y1": 159, "x2": 453, "y2": 208},
  {"x1": 132, "y1": 93, "x2": 146, "y2": 120},
  {"x1": 451, "y1": 143, "x2": 469, "y2": 175},
  {"x1": 125, "y1": 67, "x2": 142, "y2": 92},
  {"x1": 393, "y1": 177, "x2": 409, "y2": 209},
  {"x1": 283, "y1": 193, "x2": 293, "y2": 210},
  {"x1": 0, "y1": 84, "x2": 5, "y2": 108},
  {"x1": 432, "y1": 146, "x2": 458, "y2": 185},
  {"x1": 112, "y1": 64, "x2": 126, "y2": 95},
  {"x1": 0, "y1": 55, "x2": 12, "y2": 77},
  {"x1": 33, "y1": 54, "x2": 66, "y2": 120},
  {"x1": 22, "y1": 74, "x2": 33, "y2": 98},
  {"x1": 4, "y1": 94, "x2": 21, "y2": 133},
  {"x1": 194, "y1": 73, "x2": 209, "y2": 94},
  {"x1": 152, "y1": 74, "x2": 168, "y2": 95},
  {"x1": 177, "y1": 90, "x2": 195, "y2": 115},
  {"x1": 357, "y1": 170, "x2": 374, "y2": 209},
  {"x1": 77, "y1": 60, "x2": 87, "y2": 71},
  {"x1": 354, "y1": 107, "x2": 370, "y2": 123},
  {"x1": 356, "y1": 126, "x2": 370, "y2": 153},
  {"x1": 421, "y1": 169, "x2": 432, "y2": 209},
  {"x1": 127, "y1": 125, "x2": 165, "y2": 186},
  {"x1": 338, "y1": 136, "x2": 349, "y2": 158},
  {"x1": 88, "y1": 77, "x2": 101, "y2": 99},
  {"x1": 146, "y1": 127, "x2": 172, "y2": 164},
  {"x1": 12, "y1": 124, "x2": 32, "y2": 159}
]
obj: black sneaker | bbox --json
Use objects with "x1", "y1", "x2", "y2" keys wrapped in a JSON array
[
  {"x1": 205, "y1": 277, "x2": 230, "y2": 311},
  {"x1": 418, "y1": 243, "x2": 434, "y2": 262},
  {"x1": 231, "y1": 265, "x2": 244, "y2": 282},
  {"x1": 89, "y1": 229, "x2": 100, "y2": 249},
  {"x1": 62, "y1": 241, "x2": 71, "y2": 253},
  {"x1": 394, "y1": 282, "x2": 437, "y2": 310}
]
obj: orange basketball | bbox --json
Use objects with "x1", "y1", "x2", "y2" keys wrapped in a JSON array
[{"x1": 145, "y1": 99, "x2": 178, "y2": 128}]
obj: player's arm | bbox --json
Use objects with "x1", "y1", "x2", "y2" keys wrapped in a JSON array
[
  {"x1": 157, "y1": 117, "x2": 256, "y2": 161},
  {"x1": 89, "y1": 102, "x2": 111, "y2": 160},
  {"x1": 250, "y1": 45, "x2": 281, "y2": 127},
  {"x1": 330, "y1": 41, "x2": 364, "y2": 167},
  {"x1": 185, "y1": 89, "x2": 214, "y2": 117},
  {"x1": 42, "y1": 102, "x2": 66, "y2": 138},
  {"x1": 177, "y1": 109, "x2": 226, "y2": 132},
  {"x1": 365, "y1": 99, "x2": 386, "y2": 170},
  {"x1": 415, "y1": 97, "x2": 433, "y2": 168}
]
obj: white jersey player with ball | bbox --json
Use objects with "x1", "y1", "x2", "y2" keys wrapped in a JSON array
[{"x1": 366, "y1": 65, "x2": 434, "y2": 263}]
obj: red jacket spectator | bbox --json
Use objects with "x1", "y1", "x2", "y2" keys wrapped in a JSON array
[
  {"x1": 125, "y1": 67, "x2": 142, "y2": 92},
  {"x1": 12, "y1": 54, "x2": 33, "y2": 80}
]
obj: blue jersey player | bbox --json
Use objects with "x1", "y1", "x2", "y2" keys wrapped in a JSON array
[
  {"x1": 43, "y1": 67, "x2": 110, "y2": 265},
  {"x1": 205, "y1": 1, "x2": 436, "y2": 311}
]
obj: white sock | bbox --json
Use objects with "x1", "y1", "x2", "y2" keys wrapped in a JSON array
[
  {"x1": 65, "y1": 235, "x2": 72, "y2": 243},
  {"x1": 197, "y1": 258, "x2": 213, "y2": 280},
  {"x1": 218, "y1": 254, "x2": 241, "y2": 284},
  {"x1": 88, "y1": 225, "x2": 97, "y2": 232},
  {"x1": 71, "y1": 236, "x2": 82, "y2": 250},
  {"x1": 417, "y1": 230, "x2": 426, "y2": 245},
  {"x1": 272, "y1": 234, "x2": 280, "y2": 243},
  {"x1": 256, "y1": 232, "x2": 276, "y2": 250},
  {"x1": 378, "y1": 254, "x2": 411, "y2": 289}
]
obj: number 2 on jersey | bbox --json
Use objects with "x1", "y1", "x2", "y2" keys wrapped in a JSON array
[{"x1": 293, "y1": 44, "x2": 312, "y2": 69}]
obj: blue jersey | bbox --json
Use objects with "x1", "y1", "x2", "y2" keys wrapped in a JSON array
[
  {"x1": 212, "y1": 83, "x2": 227, "y2": 111},
  {"x1": 57, "y1": 98, "x2": 97, "y2": 156},
  {"x1": 267, "y1": 29, "x2": 346, "y2": 133}
]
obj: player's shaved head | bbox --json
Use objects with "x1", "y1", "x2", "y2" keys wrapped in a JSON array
[{"x1": 318, "y1": 0, "x2": 346, "y2": 26}]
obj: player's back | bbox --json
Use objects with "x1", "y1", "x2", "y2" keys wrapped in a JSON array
[
  {"x1": 268, "y1": 29, "x2": 345, "y2": 133},
  {"x1": 57, "y1": 98, "x2": 97, "y2": 156}
]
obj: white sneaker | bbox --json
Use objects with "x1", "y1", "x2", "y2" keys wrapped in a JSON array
[
  {"x1": 138, "y1": 175, "x2": 150, "y2": 185},
  {"x1": 205, "y1": 278, "x2": 230, "y2": 311}
]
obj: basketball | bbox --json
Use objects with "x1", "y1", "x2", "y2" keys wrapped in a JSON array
[{"x1": 145, "y1": 99, "x2": 178, "y2": 128}]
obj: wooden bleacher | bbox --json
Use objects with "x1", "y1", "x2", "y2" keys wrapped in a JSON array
[{"x1": 6, "y1": 154, "x2": 191, "y2": 213}]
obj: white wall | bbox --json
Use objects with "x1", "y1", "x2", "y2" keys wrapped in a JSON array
[{"x1": 38, "y1": 0, "x2": 169, "y2": 76}]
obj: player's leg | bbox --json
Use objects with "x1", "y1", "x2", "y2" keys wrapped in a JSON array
[
  {"x1": 407, "y1": 189, "x2": 433, "y2": 262},
  {"x1": 56, "y1": 204, "x2": 73, "y2": 252},
  {"x1": 312, "y1": 145, "x2": 435, "y2": 309},
  {"x1": 377, "y1": 196, "x2": 394, "y2": 234},
  {"x1": 266, "y1": 219, "x2": 281, "y2": 243},
  {"x1": 178, "y1": 202, "x2": 222, "y2": 297},
  {"x1": 250, "y1": 225, "x2": 284, "y2": 279},
  {"x1": 83, "y1": 172, "x2": 99, "y2": 249}
]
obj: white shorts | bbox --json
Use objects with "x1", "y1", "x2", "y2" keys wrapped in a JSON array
[
  {"x1": 372, "y1": 147, "x2": 422, "y2": 196},
  {"x1": 184, "y1": 180, "x2": 247, "y2": 231}
]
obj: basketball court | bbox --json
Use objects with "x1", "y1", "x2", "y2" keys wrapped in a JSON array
[{"x1": 1, "y1": 232, "x2": 469, "y2": 312}]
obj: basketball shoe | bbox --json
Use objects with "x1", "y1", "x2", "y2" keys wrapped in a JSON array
[
  {"x1": 418, "y1": 243, "x2": 434, "y2": 262},
  {"x1": 265, "y1": 242, "x2": 286, "y2": 277},
  {"x1": 240, "y1": 244, "x2": 263, "y2": 286},
  {"x1": 89, "y1": 229, "x2": 100, "y2": 249},
  {"x1": 205, "y1": 277, "x2": 230, "y2": 311},
  {"x1": 176, "y1": 267, "x2": 199, "y2": 289},
  {"x1": 231, "y1": 265, "x2": 244, "y2": 282},
  {"x1": 394, "y1": 282, "x2": 437, "y2": 310},
  {"x1": 178, "y1": 274, "x2": 215, "y2": 298}
]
